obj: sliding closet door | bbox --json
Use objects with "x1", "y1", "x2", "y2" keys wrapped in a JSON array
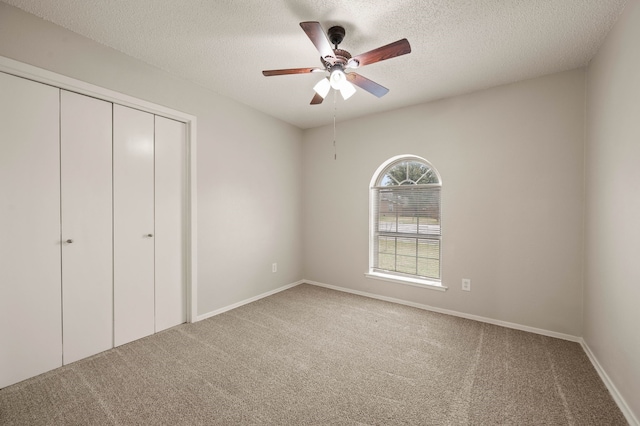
[
  {"x1": 113, "y1": 105, "x2": 155, "y2": 347},
  {"x1": 60, "y1": 91, "x2": 113, "y2": 364},
  {"x1": 0, "y1": 73, "x2": 62, "y2": 388},
  {"x1": 155, "y1": 116, "x2": 187, "y2": 332}
]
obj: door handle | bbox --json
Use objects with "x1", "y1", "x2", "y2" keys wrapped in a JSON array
[
  {"x1": 146, "y1": 234, "x2": 153, "y2": 238},
  {"x1": 65, "y1": 239, "x2": 73, "y2": 244}
]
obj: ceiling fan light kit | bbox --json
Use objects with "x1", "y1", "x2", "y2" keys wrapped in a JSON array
[{"x1": 262, "y1": 22, "x2": 411, "y2": 105}]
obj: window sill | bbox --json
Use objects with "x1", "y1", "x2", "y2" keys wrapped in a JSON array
[{"x1": 365, "y1": 272, "x2": 448, "y2": 291}]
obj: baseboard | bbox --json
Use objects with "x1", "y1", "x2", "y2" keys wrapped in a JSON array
[
  {"x1": 195, "y1": 280, "x2": 304, "y2": 322},
  {"x1": 304, "y1": 280, "x2": 582, "y2": 342},
  {"x1": 580, "y1": 339, "x2": 639, "y2": 426}
]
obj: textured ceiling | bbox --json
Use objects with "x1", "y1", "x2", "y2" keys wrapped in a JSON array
[{"x1": 4, "y1": 0, "x2": 628, "y2": 129}]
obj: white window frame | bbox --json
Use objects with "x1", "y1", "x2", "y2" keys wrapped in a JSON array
[{"x1": 366, "y1": 155, "x2": 447, "y2": 291}]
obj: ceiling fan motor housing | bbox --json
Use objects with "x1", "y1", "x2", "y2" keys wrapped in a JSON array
[{"x1": 322, "y1": 49, "x2": 352, "y2": 69}]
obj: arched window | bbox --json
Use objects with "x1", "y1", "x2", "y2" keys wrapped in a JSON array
[{"x1": 367, "y1": 155, "x2": 444, "y2": 289}]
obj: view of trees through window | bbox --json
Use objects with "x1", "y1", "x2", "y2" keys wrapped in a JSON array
[{"x1": 381, "y1": 161, "x2": 439, "y2": 186}]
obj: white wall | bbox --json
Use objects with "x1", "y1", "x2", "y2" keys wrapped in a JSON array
[
  {"x1": 0, "y1": 3, "x2": 304, "y2": 317},
  {"x1": 585, "y1": 0, "x2": 640, "y2": 421},
  {"x1": 302, "y1": 69, "x2": 586, "y2": 337}
]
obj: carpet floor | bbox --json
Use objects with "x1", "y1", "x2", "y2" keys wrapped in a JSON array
[{"x1": 0, "y1": 284, "x2": 627, "y2": 425}]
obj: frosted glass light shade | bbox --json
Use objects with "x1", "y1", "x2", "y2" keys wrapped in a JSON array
[
  {"x1": 340, "y1": 81, "x2": 356, "y2": 100},
  {"x1": 313, "y1": 78, "x2": 331, "y2": 98},
  {"x1": 329, "y1": 69, "x2": 346, "y2": 90}
]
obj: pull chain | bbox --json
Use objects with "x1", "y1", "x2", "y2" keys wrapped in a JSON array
[{"x1": 333, "y1": 89, "x2": 337, "y2": 160}]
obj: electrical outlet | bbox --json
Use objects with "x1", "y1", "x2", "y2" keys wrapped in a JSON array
[
  {"x1": 272, "y1": 263, "x2": 277, "y2": 273},
  {"x1": 462, "y1": 279, "x2": 471, "y2": 291}
]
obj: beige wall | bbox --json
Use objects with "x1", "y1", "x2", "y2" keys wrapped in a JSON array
[
  {"x1": 0, "y1": 3, "x2": 304, "y2": 316},
  {"x1": 302, "y1": 69, "x2": 586, "y2": 337},
  {"x1": 585, "y1": 0, "x2": 640, "y2": 421}
]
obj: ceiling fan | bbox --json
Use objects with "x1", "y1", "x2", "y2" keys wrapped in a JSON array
[{"x1": 262, "y1": 22, "x2": 411, "y2": 105}]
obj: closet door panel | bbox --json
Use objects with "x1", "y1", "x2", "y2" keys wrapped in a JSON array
[
  {"x1": 113, "y1": 105, "x2": 155, "y2": 347},
  {"x1": 155, "y1": 116, "x2": 186, "y2": 331},
  {"x1": 0, "y1": 72, "x2": 62, "y2": 387},
  {"x1": 60, "y1": 90, "x2": 113, "y2": 364}
]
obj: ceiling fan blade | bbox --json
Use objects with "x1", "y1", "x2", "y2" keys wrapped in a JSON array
[
  {"x1": 310, "y1": 92, "x2": 324, "y2": 105},
  {"x1": 300, "y1": 21, "x2": 335, "y2": 62},
  {"x1": 346, "y1": 73, "x2": 389, "y2": 98},
  {"x1": 262, "y1": 67, "x2": 323, "y2": 76},
  {"x1": 351, "y1": 38, "x2": 411, "y2": 68}
]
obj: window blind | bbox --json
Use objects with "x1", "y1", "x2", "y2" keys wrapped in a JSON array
[{"x1": 372, "y1": 185, "x2": 441, "y2": 280}]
